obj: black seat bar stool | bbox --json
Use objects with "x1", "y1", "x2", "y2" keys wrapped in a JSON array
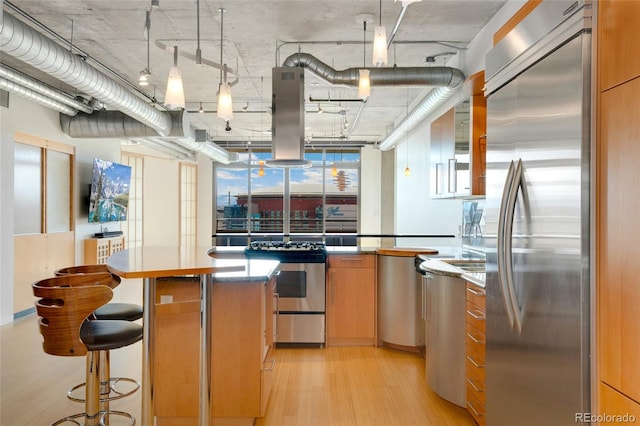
[{"x1": 33, "y1": 273, "x2": 142, "y2": 425}]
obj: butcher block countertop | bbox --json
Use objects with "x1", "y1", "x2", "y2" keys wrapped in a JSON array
[{"x1": 376, "y1": 247, "x2": 439, "y2": 257}]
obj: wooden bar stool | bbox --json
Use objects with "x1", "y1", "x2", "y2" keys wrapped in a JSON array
[
  {"x1": 33, "y1": 273, "x2": 143, "y2": 426},
  {"x1": 55, "y1": 265, "x2": 143, "y2": 407}
]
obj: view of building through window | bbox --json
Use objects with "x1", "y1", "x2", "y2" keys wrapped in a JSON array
[{"x1": 215, "y1": 149, "x2": 359, "y2": 245}]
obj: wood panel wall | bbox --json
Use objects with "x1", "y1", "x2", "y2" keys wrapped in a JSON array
[{"x1": 597, "y1": 0, "x2": 640, "y2": 418}]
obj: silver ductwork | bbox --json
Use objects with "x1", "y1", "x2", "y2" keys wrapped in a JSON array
[
  {"x1": 283, "y1": 52, "x2": 465, "y2": 152},
  {"x1": 0, "y1": 63, "x2": 93, "y2": 114},
  {"x1": 60, "y1": 110, "x2": 190, "y2": 139},
  {"x1": 0, "y1": 76, "x2": 78, "y2": 115},
  {"x1": 0, "y1": 10, "x2": 173, "y2": 136},
  {"x1": 282, "y1": 53, "x2": 465, "y2": 88}
]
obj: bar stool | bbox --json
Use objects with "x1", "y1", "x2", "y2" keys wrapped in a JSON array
[
  {"x1": 33, "y1": 273, "x2": 143, "y2": 425},
  {"x1": 54, "y1": 266, "x2": 143, "y2": 412}
]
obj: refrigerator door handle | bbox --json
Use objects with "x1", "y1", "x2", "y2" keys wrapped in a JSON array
[
  {"x1": 504, "y1": 159, "x2": 524, "y2": 335},
  {"x1": 497, "y1": 160, "x2": 517, "y2": 329}
]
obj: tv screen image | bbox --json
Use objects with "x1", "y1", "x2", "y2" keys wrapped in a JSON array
[{"x1": 89, "y1": 158, "x2": 132, "y2": 223}]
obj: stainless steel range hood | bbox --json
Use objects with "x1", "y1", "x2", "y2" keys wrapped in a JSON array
[{"x1": 267, "y1": 67, "x2": 310, "y2": 168}]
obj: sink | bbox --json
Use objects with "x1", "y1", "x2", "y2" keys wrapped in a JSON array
[{"x1": 443, "y1": 260, "x2": 485, "y2": 272}]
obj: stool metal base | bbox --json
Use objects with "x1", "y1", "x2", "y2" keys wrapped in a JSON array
[
  {"x1": 68, "y1": 377, "x2": 140, "y2": 403},
  {"x1": 51, "y1": 409, "x2": 136, "y2": 426}
]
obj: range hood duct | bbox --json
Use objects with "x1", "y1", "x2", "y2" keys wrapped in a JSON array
[
  {"x1": 282, "y1": 53, "x2": 465, "y2": 88},
  {"x1": 0, "y1": 10, "x2": 173, "y2": 136},
  {"x1": 269, "y1": 67, "x2": 310, "y2": 167}
]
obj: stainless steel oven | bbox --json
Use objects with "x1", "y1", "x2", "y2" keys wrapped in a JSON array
[{"x1": 245, "y1": 241, "x2": 327, "y2": 345}]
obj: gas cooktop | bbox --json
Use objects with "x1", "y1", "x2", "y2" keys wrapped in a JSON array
[{"x1": 245, "y1": 241, "x2": 327, "y2": 262}]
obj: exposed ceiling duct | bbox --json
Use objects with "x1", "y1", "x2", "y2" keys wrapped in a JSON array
[
  {"x1": 60, "y1": 110, "x2": 189, "y2": 139},
  {"x1": 0, "y1": 63, "x2": 93, "y2": 114},
  {"x1": 0, "y1": 8, "x2": 237, "y2": 163},
  {"x1": 282, "y1": 52, "x2": 464, "y2": 152},
  {"x1": 282, "y1": 53, "x2": 464, "y2": 88},
  {"x1": 0, "y1": 76, "x2": 78, "y2": 115},
  {"x1": 0, "y1": 10, "x2": 172, "y2": 136}
]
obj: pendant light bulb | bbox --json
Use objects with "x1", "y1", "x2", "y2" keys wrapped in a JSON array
[
  {"x1": 358, "y1": 69, "x2": 371, "y2": 100},
  {"x1": 198, "y1": 102, "x2": 204, "y2": 113},
  {"x1": 404, "y1": 166, "x2": 411, "y2": 176},
  {"x1": 373, "y1": 26, "x2": 388, "y2": 67},
  {"x1": 138, "y1": 68, "x2": 150, "y2": 86},
  {"x1": 331, "y1": 164, "x2": 338, "y2": 177},
  {"x1": 164, "y1": 46, "x2": 185, "y2": 109},
  {"x1": 217, "y1": 82, "x2": 234, "y2": 121}
]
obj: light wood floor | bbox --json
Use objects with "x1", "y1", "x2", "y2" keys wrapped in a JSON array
[{"x1": 1, "y1": 279, "x2": 473, "y2": 426}]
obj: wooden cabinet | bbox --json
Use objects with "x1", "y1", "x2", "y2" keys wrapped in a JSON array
[
  {"x1": 326, "y1": 254, "x2": 376, "y2": 346},
  {"x1": 465, "y1": 281, "x2": 486, "y2": 426},
  {"x1": 153, "y1": 276, "x2": 275, "y2": 425},
  {"x1": 597, "y1": 0, "x2": 640, "y2": 414},
  {"x1": 431, "y1": 71, "x2": 486, "y2": 199},
  {"x1": 84, "y1": 236, "x2": 125, "y2": 264}
]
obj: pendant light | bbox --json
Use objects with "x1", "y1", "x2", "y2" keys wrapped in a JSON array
[
  {"x1": 164, "y1": 45, "x2": 185, "y2": 109},
  {"x1": 138, "y1": 10, "x2": 152, "y2": 86},
  {"x1": 217, "y1": 8, "x2": 233, "y2": 122},
  {"x1": 372, "y1": 0, "x2": 388, "y2": 67},
  {"x1": 358, "y1": 21, "x2": 371, "y2": 100}
]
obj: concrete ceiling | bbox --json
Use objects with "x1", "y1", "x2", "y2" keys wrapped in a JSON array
[{"x1": 2, "y1": 0, "x2": 506, "y2": 150}]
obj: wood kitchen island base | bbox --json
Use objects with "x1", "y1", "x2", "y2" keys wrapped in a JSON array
[
  {"x1": 107, "y1": 247, "x2": 279, "y2": 426},
  {"x1": 153, "y1": 274, "x2": 277, "y2": 426}
]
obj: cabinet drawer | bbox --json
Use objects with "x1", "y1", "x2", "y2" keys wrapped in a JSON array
[
  {"x1": 466, "y1": 307, "x2": 486, "y2": 334},
  {"x1": 466, "y1": 352, "x2": 486, "y2": 382},
  {"x1": 466, "y1": 333, "x2": 486, "y2": 361},
  {"x1": 467, "y1": 376, "x2": 486, "y2": 407},
  {"x1": 467, "y1": 389, "x2": 486, "y2": 426},
  {"x1": 466, "y1": 283, "x2": 486, "y2": 307},
  {"x1": 328, "y1": 254, "x2": 375, "y2": 269}
]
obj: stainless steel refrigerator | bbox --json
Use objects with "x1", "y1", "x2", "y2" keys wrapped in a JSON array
[{"x1": 484, "y1": 1, "x2": 591, "y2": 424}]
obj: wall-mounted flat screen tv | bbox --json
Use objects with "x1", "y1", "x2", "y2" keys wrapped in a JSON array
[{"x1": 89, "y1": 158, "x2": 132, "y2": 223}]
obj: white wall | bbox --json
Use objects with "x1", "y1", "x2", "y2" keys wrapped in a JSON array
[
  {"x1": 359, "y1": 145, "x2": 382, "y2": 246},
  {"x1": 143, "y1": 157, "x2": 180, "y2": 246},
  {"x1": 0, "y1": 94, "x2": 205, "y2": 325},
  {"x1": 0, "y1": 95, "x2": 122, "y2": 324},
  {"x1": 393, "y1": 0, "x2": 527, "y2": 250}
]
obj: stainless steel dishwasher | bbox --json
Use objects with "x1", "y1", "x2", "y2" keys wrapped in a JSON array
[
  {"x1": 377, "y1": 248, "x2": 438, "y2": 350},
  {"x1": 419, "y1": 260, "x2": 467, "y2": 408}
]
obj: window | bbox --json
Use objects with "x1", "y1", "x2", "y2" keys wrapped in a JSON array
[
  {"x1": 121, "y1": 153, "x2": 143, "y2": 249},
  {"x1": 180, "y1": 163, "x2": 197, "y2": 248},
  {"x1": 214, "y1": 148, "x2": 359, "y2": 245}
]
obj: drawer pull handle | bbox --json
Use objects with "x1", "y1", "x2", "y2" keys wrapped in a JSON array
[
  {"x1": 467, "y1": 287, "x2": 486, "y2": 296},
  {"x1": 264, "y1": 359, "x2": 276, "y2": 372},
  {"x1": 467, "y1": 310, "x2": 486, "y2": 320},
  {"x1": 467, "y1": 355, "x2": 485, "y2": 368},
  {"x1": 467, "y1": 332, "x2": 485, "y2": 344},
  {"x1": 467, "y1": 378, "x2": 484, "y2": 393},
  {"x1": 467, "y1": 400, "x2": 484, "y2": 417}
]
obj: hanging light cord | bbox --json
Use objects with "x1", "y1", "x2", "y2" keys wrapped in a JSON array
[
  {"x1": 363, "y1": 21, "x2": 366, "y2": 67},
  {"x1": 379, "y1": 0, "x2": 382, "y2": 26},
  {"x1": 196, "y1": 0, "x2": 201, "y2": 63},
  {"x1": 219, "y1": 8, "x2": 225, "y2": 84}
]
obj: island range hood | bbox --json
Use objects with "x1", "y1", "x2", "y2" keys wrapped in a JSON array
[{"x1": 267, "y1": 67, "x2": 311, "y2": 167}]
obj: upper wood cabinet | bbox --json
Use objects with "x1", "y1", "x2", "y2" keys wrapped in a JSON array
[
  {"x1": 598, "y1": 0, "x2": 640, "y2": 91},
  {"x1": 430, "y1": 71, "x2": 486, "y2": 199}
]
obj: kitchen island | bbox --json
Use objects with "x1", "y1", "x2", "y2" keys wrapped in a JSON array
[{"x1": 107, "y1": 246, "x2": 279, "y2": 426}]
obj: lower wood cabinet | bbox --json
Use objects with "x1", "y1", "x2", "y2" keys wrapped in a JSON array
[
  {"x1": 465, "y1": 281, "x2": 486, "y2": 426},
  {"x1": 326, "y1": 254, "x2": 376, "y2": 346},
  {"x1": 153, "y1": 276, "x2": 275, "y2": 425},
  {"x1": 84, "y1": 236, "x2": 125, "y2": 264}
]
